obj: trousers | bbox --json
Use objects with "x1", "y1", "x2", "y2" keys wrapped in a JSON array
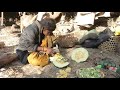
[{"x1": 16, "y1": 49, "x2": 29, "y2": 64}]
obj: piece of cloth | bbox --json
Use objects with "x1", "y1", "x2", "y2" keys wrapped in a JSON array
[
  {"x1": 79, "y1": 29, "x2": 99, "y2": 44},
  {"x1": 81, "y1": 28, "x2": 114, "y2": 48},
  {"x1": 41, "y1": 35, "x2": 57, "y2": 48}
]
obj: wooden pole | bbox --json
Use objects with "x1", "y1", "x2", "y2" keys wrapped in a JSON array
[{"x1": 1, "y1": 12, "x2": 4, "y2": 26}]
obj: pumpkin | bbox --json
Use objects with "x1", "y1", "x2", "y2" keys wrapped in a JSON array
[
  {"x1": 115, "y1": 26, "x2": 120, "y2": 36},
  {"x1": 50, "y1": 53, "x2": 69, "y2": 68},
  {"x1": 71, "y1": 48, "x2": 89, "y2": 63},
  {"x1": 27, "y1": 52, "x2": 49, "y2": 67}
]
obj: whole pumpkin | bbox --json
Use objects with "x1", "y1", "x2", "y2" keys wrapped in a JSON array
[
  {"x1": 115, "y1": 26, "x2": 120, "y2": 36},
  {"x1": 27, "y1": 52, "x2": 49, "y2": 67}
]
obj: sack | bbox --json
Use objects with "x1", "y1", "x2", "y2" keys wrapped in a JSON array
[
  {"x1": 81, "y1": 28, "x2": 114, "y2": 48},
  {"x1": 81, "y1": 39, "x2": 100, "y2": 48},
  {"x1": 27, "y1": 52, "x2": 49, "y2": 67}
]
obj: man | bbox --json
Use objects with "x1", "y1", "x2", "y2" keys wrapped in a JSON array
[{"x1": 16, "y1": 18, "x2": 56, "y2": 64}]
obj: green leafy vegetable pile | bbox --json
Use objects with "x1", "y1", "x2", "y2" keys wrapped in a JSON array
[{"x1": 76, "y1": 67, "x2": 104, "y2": 78}]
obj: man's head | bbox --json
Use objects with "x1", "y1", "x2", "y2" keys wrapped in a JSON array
[{"x1": 40, "y1": 18, "x2": 56, "y2": 36}]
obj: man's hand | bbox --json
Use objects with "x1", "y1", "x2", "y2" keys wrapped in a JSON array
[
  {"x1": 37, "y1": 46, "x2": 55, "y2": 55},
  {"x1": 44, "y1": 47, "x2": 54, "y2": 55}
]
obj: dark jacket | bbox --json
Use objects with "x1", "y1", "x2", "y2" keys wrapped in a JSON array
[{"x1": 16, "y1": 20, "x2": 44, "y2": 52}]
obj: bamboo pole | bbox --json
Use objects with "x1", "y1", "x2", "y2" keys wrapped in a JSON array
[{"x1": 1, "y1": 12, "x2": 3, "y2": 26}]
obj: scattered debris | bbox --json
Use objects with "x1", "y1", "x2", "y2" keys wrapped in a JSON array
[
  {"x1": 95, "y1": 58, "x2": 120, "y2": 75},
  {"x1": 56, "y1": 67, "x2": 71, "y2": 78},
  {"x1": 21, "y1": 64, "x2": 43, "y2": 75}
]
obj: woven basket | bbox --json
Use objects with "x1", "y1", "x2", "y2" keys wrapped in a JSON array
[
  {"x1": 56, "y1": 34, "x2": 78, "y2": 48},
  {"x1": 98, "y1": 36, "x2": 120, "y2": 52}
]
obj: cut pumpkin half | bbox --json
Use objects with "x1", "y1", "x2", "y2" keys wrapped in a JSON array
[
  {"x1": 50, "y1": 53, "x2": 69, "y2": 68},
  {"x1": 71, "y1": 48, "x2": 89, "y2": 63}
]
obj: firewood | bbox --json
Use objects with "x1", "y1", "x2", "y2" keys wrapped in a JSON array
[
  {"x1": 0, "y1": 53, "x2": 17, "y2": 68},
  {"x1": 0, "y1": 42, "x2": 5, "y2": 48}
]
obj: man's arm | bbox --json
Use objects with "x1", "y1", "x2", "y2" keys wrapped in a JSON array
[{"x1": 19, "y1": 24, "x2": 40, "y2": 52}]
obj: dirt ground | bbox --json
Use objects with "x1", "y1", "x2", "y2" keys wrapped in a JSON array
[{"x1": 0, "y1": 19, "x2": 120, "y2": 78}]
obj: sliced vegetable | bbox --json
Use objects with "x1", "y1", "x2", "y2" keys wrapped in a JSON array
[
  {"x1": 71, "y1": 48, "x2": 89, "y2": 63},
  {"x1": 50, "y1": 53, "x2": 69, "y2": 68}
]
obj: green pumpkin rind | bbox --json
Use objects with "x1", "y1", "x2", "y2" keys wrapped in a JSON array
[
  {"x1": 52, "y1": 61, "x2": 69, "y2": 68},
  {"x1": 50, "y1": 54, "x2": 69, "y2": 68}
]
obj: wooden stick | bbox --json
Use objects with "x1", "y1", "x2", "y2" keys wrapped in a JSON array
[{"x1": 1, "y1": 12, "x2": 4, "y2": 26}]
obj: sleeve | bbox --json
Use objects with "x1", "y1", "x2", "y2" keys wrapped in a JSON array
[{"x1": 19, "y1": 25, "x2": 39, "y2": 52}]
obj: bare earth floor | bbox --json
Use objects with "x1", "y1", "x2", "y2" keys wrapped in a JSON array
[{"x1": 0, "y1": 25, "x2": 120, "y2": 78}]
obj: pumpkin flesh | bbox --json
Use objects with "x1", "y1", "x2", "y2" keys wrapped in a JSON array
[
  {"x1": 71, "y1": 48, "x2": 89, "y2": 63},
  {"x1": 50, "y1": 53, "x2": 69, "y2": 68}
]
